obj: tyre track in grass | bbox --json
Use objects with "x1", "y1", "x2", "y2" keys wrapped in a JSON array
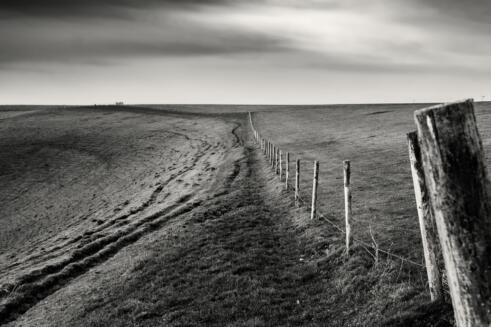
[
  {"x1": 0, "y1": 130, "x2": 219, "y2": 279},
  {"x1": 0, "y1": 119, "x2": 240, "y2": 325}
]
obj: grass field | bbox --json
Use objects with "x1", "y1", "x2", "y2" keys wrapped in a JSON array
[
  {"x1": 2, "y1": 102, "x2": 488, "y2": 326},
  {"x1": 253, "y1": 102, "x2": 491, "y2": 264}
]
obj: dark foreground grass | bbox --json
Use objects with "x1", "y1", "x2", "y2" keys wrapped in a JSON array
[{"x1": 57, "y1": 126, "x2": 453, "y2": 326}]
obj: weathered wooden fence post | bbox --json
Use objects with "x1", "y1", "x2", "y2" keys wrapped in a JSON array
[
  {"x1": 415, "y1": 99, "x2": 491, "y2": 326},
  {"x1": 279, "y1": 150, "x2": 283, "y2": 180},
  {"x1": 295, "y1": 159, "x2": 300, "y2": 206},
  {"x1": 285, "y1": 152, "x2": 290, "y2": 190},
  {"x1": 271, "y1": 143, "x2": 276, "y2": 167},
  {"x1": 343, "y1": 160, "x2": 353, "y2": 254},
  {"x1": 273, "y1": 144, "x2": 276, "y2": 169},
  {"x1": 407, "y1": 131, "x2": 443, "y2": 301},
  {"x1": 275, "y1": 147, "x2": 280, "y2": 174},
  {"x1": 311, "y1": 160, "x2": 319, "y2": 220}
]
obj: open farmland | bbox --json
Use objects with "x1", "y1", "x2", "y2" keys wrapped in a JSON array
[
  {"x1": 253, "y1": 102, "x2": 491, "y2": 266},
  {"x1": 1, "y1": 103, "x2": 489, "y2": 326}
]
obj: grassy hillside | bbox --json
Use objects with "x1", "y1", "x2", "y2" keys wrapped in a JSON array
[
  {"x1": 2, "y1": 102, "x2": 488, "y2": 326},
  {"x1": 253, "y1": 102, "x2": 491, "y2": 266}
]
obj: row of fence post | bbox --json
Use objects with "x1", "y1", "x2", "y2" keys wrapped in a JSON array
[
  {"x1": 248, "y1": 112, "x2": 352, "y2": 244},
  {"x1": 254, "y1": 102, "x2": 491, "y2": 326},
  {"x1": 250, "y1": 99, "x2": 491, "y2": 327}
]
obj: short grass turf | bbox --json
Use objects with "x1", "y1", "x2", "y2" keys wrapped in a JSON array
[{"x1": 56, "y1": 132, "x2": 453, "y2": 326}]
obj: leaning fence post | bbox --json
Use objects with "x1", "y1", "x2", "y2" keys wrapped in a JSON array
[
  {"x1": 311, "y1": 160, "x2": 319, "y2": 220},
  {"x1": 343, "y1": 160, "x2": 352, "y2": 254},
  {"x1": 295, "y1": 159, "x2": 300, "y2": 206},
  {"x1": 285, "y1": 152, "x2": 290, "y2": 190},
  {"x1": 415, "y1": 99, "x2": 491, "y2": 326},
  {"x1": 407, "y1": 131, "x2": 443, "y2": 301},
  {"x1": 279, "y1": 150, "x2": 283, "y2": 180}
]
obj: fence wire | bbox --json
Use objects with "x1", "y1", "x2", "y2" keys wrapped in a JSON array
[{"x1": 248, "y1": 112, "x2": 425, "y2": 270}]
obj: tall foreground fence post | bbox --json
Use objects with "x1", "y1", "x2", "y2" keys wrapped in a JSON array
[
  {"x1": 295, "y1": 159, "x2": 300, "y2": 206},
  {"x1": 407, "y1": 131, "x2": 443, "y2": 301},
  {"x1": 343, "y1": 160, "x2": 352, "y2": 254},
  {"x1": 415, "y1": 99, "x2": 491, "y2": 326},
  {"x1": 311, "y1": 160, "x2": 319, "y2": 219},
  {"x1": 285, "y1": 152, "x2": 290, "y2": 190}
]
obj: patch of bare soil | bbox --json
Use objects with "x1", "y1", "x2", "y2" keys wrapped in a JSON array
[{"x1": 4, "y1": 114, "x2": 452, "y2": 326}]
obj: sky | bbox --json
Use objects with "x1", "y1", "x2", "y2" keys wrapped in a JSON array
[{"x1": 1, "y1": 0, "x2": 491, "y2": 105}]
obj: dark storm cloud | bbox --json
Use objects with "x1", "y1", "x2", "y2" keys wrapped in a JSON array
[
  {"x1": 0, "y1": 26, "x2": 286, "y2": 65},
  {"x1": 0, "y1": 0, "x2": 234, "y2": 18},
  {"x1": 0, "y1": 3, "x2": 289, "y2": 67},
  {"x1": 421, "y1": 0, "x2": 491, "y2": 23},
  {"x1": 2, "y1": 0, "x2": 491, "y2": 75}
]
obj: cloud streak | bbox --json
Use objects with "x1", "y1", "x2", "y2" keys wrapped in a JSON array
[{"x1": 1, "y1": 0, "x2": 491, "y2": 103}]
